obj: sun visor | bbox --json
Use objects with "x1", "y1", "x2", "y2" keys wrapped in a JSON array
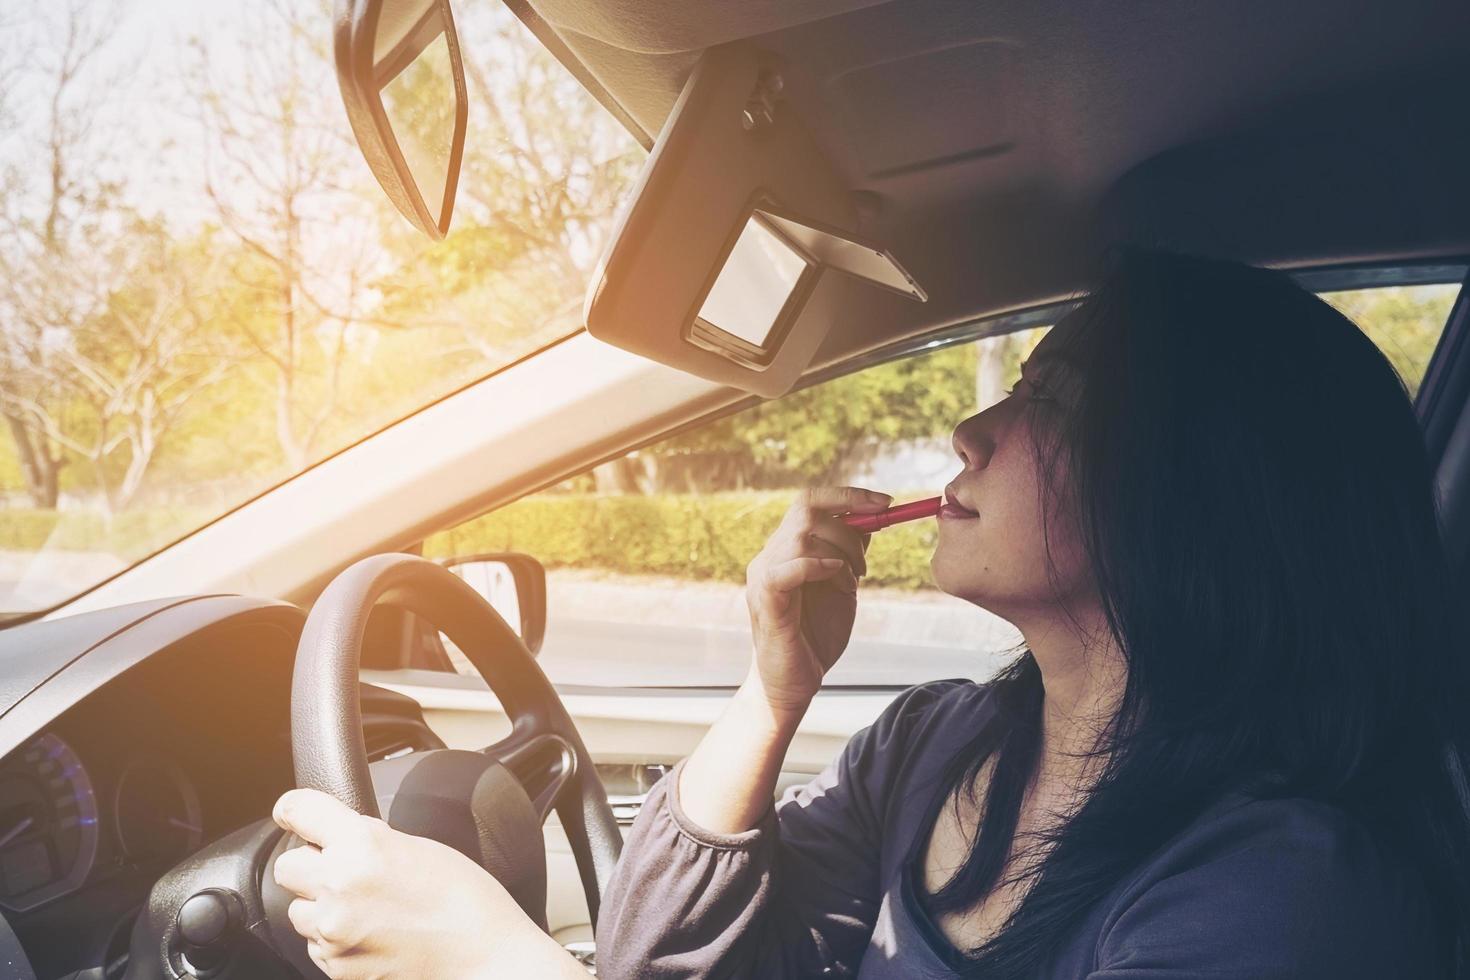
[{"x1": 583, "y1": 43, "x2": 925, "y2": 397}]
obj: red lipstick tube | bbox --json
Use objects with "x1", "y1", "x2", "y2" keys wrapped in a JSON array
[{"x1": 841, "y1": 496, "x2": 942, "y2": 532}]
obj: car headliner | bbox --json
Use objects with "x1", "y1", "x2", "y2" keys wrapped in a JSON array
[{"x1": 519, "y1": 0, "x2": 1470, "y2": 371}]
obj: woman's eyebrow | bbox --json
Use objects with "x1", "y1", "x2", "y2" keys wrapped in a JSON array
[
  {"x1": 1022, "y1": 351, "x2": 1082, "y2": 379},
  {"x1": 1026, "y1": 350, "x2": 1081, "y2": 368}
]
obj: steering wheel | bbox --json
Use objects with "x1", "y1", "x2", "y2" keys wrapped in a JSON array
[{"x1": 126, "y1": 553, "x2": 621, "y2": 978}]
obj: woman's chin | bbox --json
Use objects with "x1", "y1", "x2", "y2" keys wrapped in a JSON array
[
  {"x1": 930, "y1": 546, "x2": 988, "y2": 602},
  {"x1": 929, "y1": 543, "x2": 1023, "y2": 615}
]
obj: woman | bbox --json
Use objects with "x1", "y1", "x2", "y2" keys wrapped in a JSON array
[{"x1": 271, "y1": 250, "x2": 1470, "y2": 978}]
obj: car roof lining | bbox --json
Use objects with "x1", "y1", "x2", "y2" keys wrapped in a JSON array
[
  {"x1": 525, "y1": 0, "x2": 1470, "y2": 190},
  {"x1": 520, "y1": 0, "x2": 1470, "y2": 374}
]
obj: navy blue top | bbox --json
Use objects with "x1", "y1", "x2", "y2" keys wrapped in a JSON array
[{"x1": 594, "y1": 679, "x2": 1442, "y2": 978}]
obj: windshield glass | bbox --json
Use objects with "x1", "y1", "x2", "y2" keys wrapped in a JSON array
[{"x1": 0, "y1": 1, "x2": 642, "y2": 614}]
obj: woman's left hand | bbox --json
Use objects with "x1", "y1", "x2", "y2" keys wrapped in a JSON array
[{"x1": 271, "y1": 787, "x2": 566, "y2": 979}]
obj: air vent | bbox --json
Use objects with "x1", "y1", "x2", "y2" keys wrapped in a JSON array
[
  {"x1": 359, "y1": 680, "x2": 447, "y2": 762},
  {"x1": 363, "y1": 718, "x2": 441, "y2": 762}
]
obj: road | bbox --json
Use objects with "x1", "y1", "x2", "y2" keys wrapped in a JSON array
[{"x1": 2, "y1": 560, "x2": 1022, "y2": 690}]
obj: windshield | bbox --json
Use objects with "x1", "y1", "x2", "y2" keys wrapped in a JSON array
[{"x1": 0, "y1": 1, "x2": 642, "y2": 614}]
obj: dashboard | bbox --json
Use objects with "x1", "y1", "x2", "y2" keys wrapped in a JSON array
[
  {"x1": 0, "y1": 596, "x2": 443, "y2": 980},
  {"x1": 0, "y1": 730, "x2": 208, "y2": 917},
  {"x1": 0, "y1": 732, "x2": 107, "y2": 916}
]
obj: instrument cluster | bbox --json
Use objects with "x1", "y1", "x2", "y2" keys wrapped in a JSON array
[{"x1": 0, "y1": 732, "x2": 202, "y2": 914}]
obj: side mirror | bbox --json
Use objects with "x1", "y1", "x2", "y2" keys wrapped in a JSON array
[
  {"x1": 438, "y1": 552, "x2": 547, "y2": 656},
  {"x1": 334, "y1": 0, "x2": 467, "y2": 238}
]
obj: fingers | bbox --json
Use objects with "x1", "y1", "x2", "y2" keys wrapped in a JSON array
[
  {"x1": 761, "y1": 556, "x2": 850, "y2": 594},
  {"x1": 777, "y1": 489, "x2": 884, "y2": 571},
  {"x1": 804, "y1": 515, "x2": 870, "y2": 576},
  {"x1": 306, "y1": 941, "x2": 332, "y2": 977},
  {"x1": 273, "y1": 841, "x2": 326, "y2": 899},
  {"x1": 287, "y1": 896, "x2": 320, "y2": 941},
  {"x1": 827, "y1": 562, "x2": 859, "y2": 596},
  {"x1": 748, "y1": 486, "x2": 886, "y2": 608},
  {"x1": 289, "y1": 902, "x2": 338, "y2": 974},
  {"x1": 273, "y1": 788, "x2": 365, "y2": 849},
  {"x1": 778, "y1": 487, "x2": 890, "y2": 538},
  {"x1": 794, "y1": 486, "x2": 893, "y2": 516}
]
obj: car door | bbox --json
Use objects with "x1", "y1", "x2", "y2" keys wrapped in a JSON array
[{"x1": 364, "y1": 269, "x2": 1464, "y2": 960}]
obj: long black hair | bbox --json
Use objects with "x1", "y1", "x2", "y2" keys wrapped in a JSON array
[{"x1": 920, "y1": 249, "x2": 1470, "y2": 976}]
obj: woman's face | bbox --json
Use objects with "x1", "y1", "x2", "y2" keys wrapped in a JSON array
[{"x1": 931, "y1": 323, "x2": 1095, "y2": 619}]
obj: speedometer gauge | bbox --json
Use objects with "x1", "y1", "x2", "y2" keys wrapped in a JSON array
[
  {"x1": 114, "y1": 758, "x2": 203, "y2": 865},
  {"x1": 0, "y1": 733, "x2": 99, "y2": 912}
]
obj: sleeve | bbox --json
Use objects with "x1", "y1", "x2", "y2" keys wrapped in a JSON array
[
  {"x1": 1086, "y1": 797, "x2": 1444, "y2": 980},
  {"x1": 593, "y1": 680, "x2": 966, "y2": 980}
]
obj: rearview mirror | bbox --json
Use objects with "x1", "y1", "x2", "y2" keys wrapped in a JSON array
[
  {"x1": 437, "y1": 552, "x2": 547, "y2": 656},
  {"x1": 334, "y1": 0, "x2": 467, "y2": 239}
]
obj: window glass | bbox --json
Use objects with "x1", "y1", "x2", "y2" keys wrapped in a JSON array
[
  {"x1": 1321, "y1": 283, "x2": 1459, "y2": 396},
  {"x1": 430, "y1": 325, "x2": 1048, "y2": 687},
  {"x1": 0, "y1": 1, "x2": 641, "y2": 615},
  {"x1": 427, "y1": 280, "x2": 1461, "y2": 688}
]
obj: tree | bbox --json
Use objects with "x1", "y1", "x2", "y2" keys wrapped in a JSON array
[
  {"x1": 176, "y1": 0, "x2": 642, "y2": 473},
  {"x1": 0, "y1": 2, "x2": 242, "y2": 514},
  {"x1": 638, "y1": 342, "x2": 981, "y2": 492},
  {"x1": 0, "y1": 0, "x2": 123, "y2": 506},
  {"x1": 620, "y1": 326, "x2": 1051, "y2": 494},
  {"x1": 182, "y1": 0, "x2": 382, "y2": 472},
  {"x1": 44, "y1": 227, "x2": 237, "y2": 512},
  {"x1": 1323, "y1": 285, "x2": 1455, "y2": 397},
  {"x1": 372, "y1": 2, "x2": 642, "y2": 364}
]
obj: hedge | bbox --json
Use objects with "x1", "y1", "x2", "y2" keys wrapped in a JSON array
[
  {"x1": 0, "y1": 508, "x2": 212, "y2": 559},
  {"x1": 0, "y1": 493, "x2": 941, "y2": 589},
  {"x1": 424, "y1": 491, "x2": 940, "y2": 590}
]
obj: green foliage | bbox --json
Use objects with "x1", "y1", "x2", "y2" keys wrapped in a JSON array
[
  {"x1": 424, "y1": 492, "x2": 940, "y2": 590},
  {"x1": 0, "y1": 509, "x2": 212, "y2": 558},
  {"x1": 655, "y1": 343, "x2": 981, "y2": 487},
  {"x1": 638, "y1": 328, "x2": 1053, "y2": 491},
  {"x1": 1322, "y1": 285, "x2": 1456, "y2": 397}
]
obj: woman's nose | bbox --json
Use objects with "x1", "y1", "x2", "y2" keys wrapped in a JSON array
[{"x1": 951, "y1": 411, "x2": 997, "y2": 469}]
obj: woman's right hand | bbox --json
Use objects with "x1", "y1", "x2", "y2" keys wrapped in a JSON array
[{"x1": 744, "y1": 486, "x2": 892, "y2": 716}]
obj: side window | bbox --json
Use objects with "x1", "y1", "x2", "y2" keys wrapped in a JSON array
[
  {"x1": 428, "y1": 325, "x2": 1049, "y2": 687},
  {"x1": 1320, "y1": 282, "x2": 1459, "y2": 396},
  {"x1": 427, "y1": 277, "x2": 1461, "y2": 688}
]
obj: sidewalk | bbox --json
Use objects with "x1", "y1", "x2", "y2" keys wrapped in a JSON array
[{"x1": 544, "y1": 568, "x2": 1022, "y2": 652}]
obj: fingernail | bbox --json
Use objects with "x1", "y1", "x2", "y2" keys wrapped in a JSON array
[{"x1": 867, "y1": 490, "x2": 891, "y2": 502}]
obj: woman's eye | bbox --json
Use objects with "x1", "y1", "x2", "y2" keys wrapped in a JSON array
[{"x1": 1007, "y1": 379, "x2": 1054, "y2": 403}]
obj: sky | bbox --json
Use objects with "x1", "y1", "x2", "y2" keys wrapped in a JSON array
[{"x1": 5, "y1": 1, "x2": 361, "y2": 235}]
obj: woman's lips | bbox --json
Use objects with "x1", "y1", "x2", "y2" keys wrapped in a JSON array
[
  {"x1": 939, "y1": 499, "x2": 979, "y2": 520},
  {"x1": 940, "y1": 485, "x2": 979, "y2": 520}
]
